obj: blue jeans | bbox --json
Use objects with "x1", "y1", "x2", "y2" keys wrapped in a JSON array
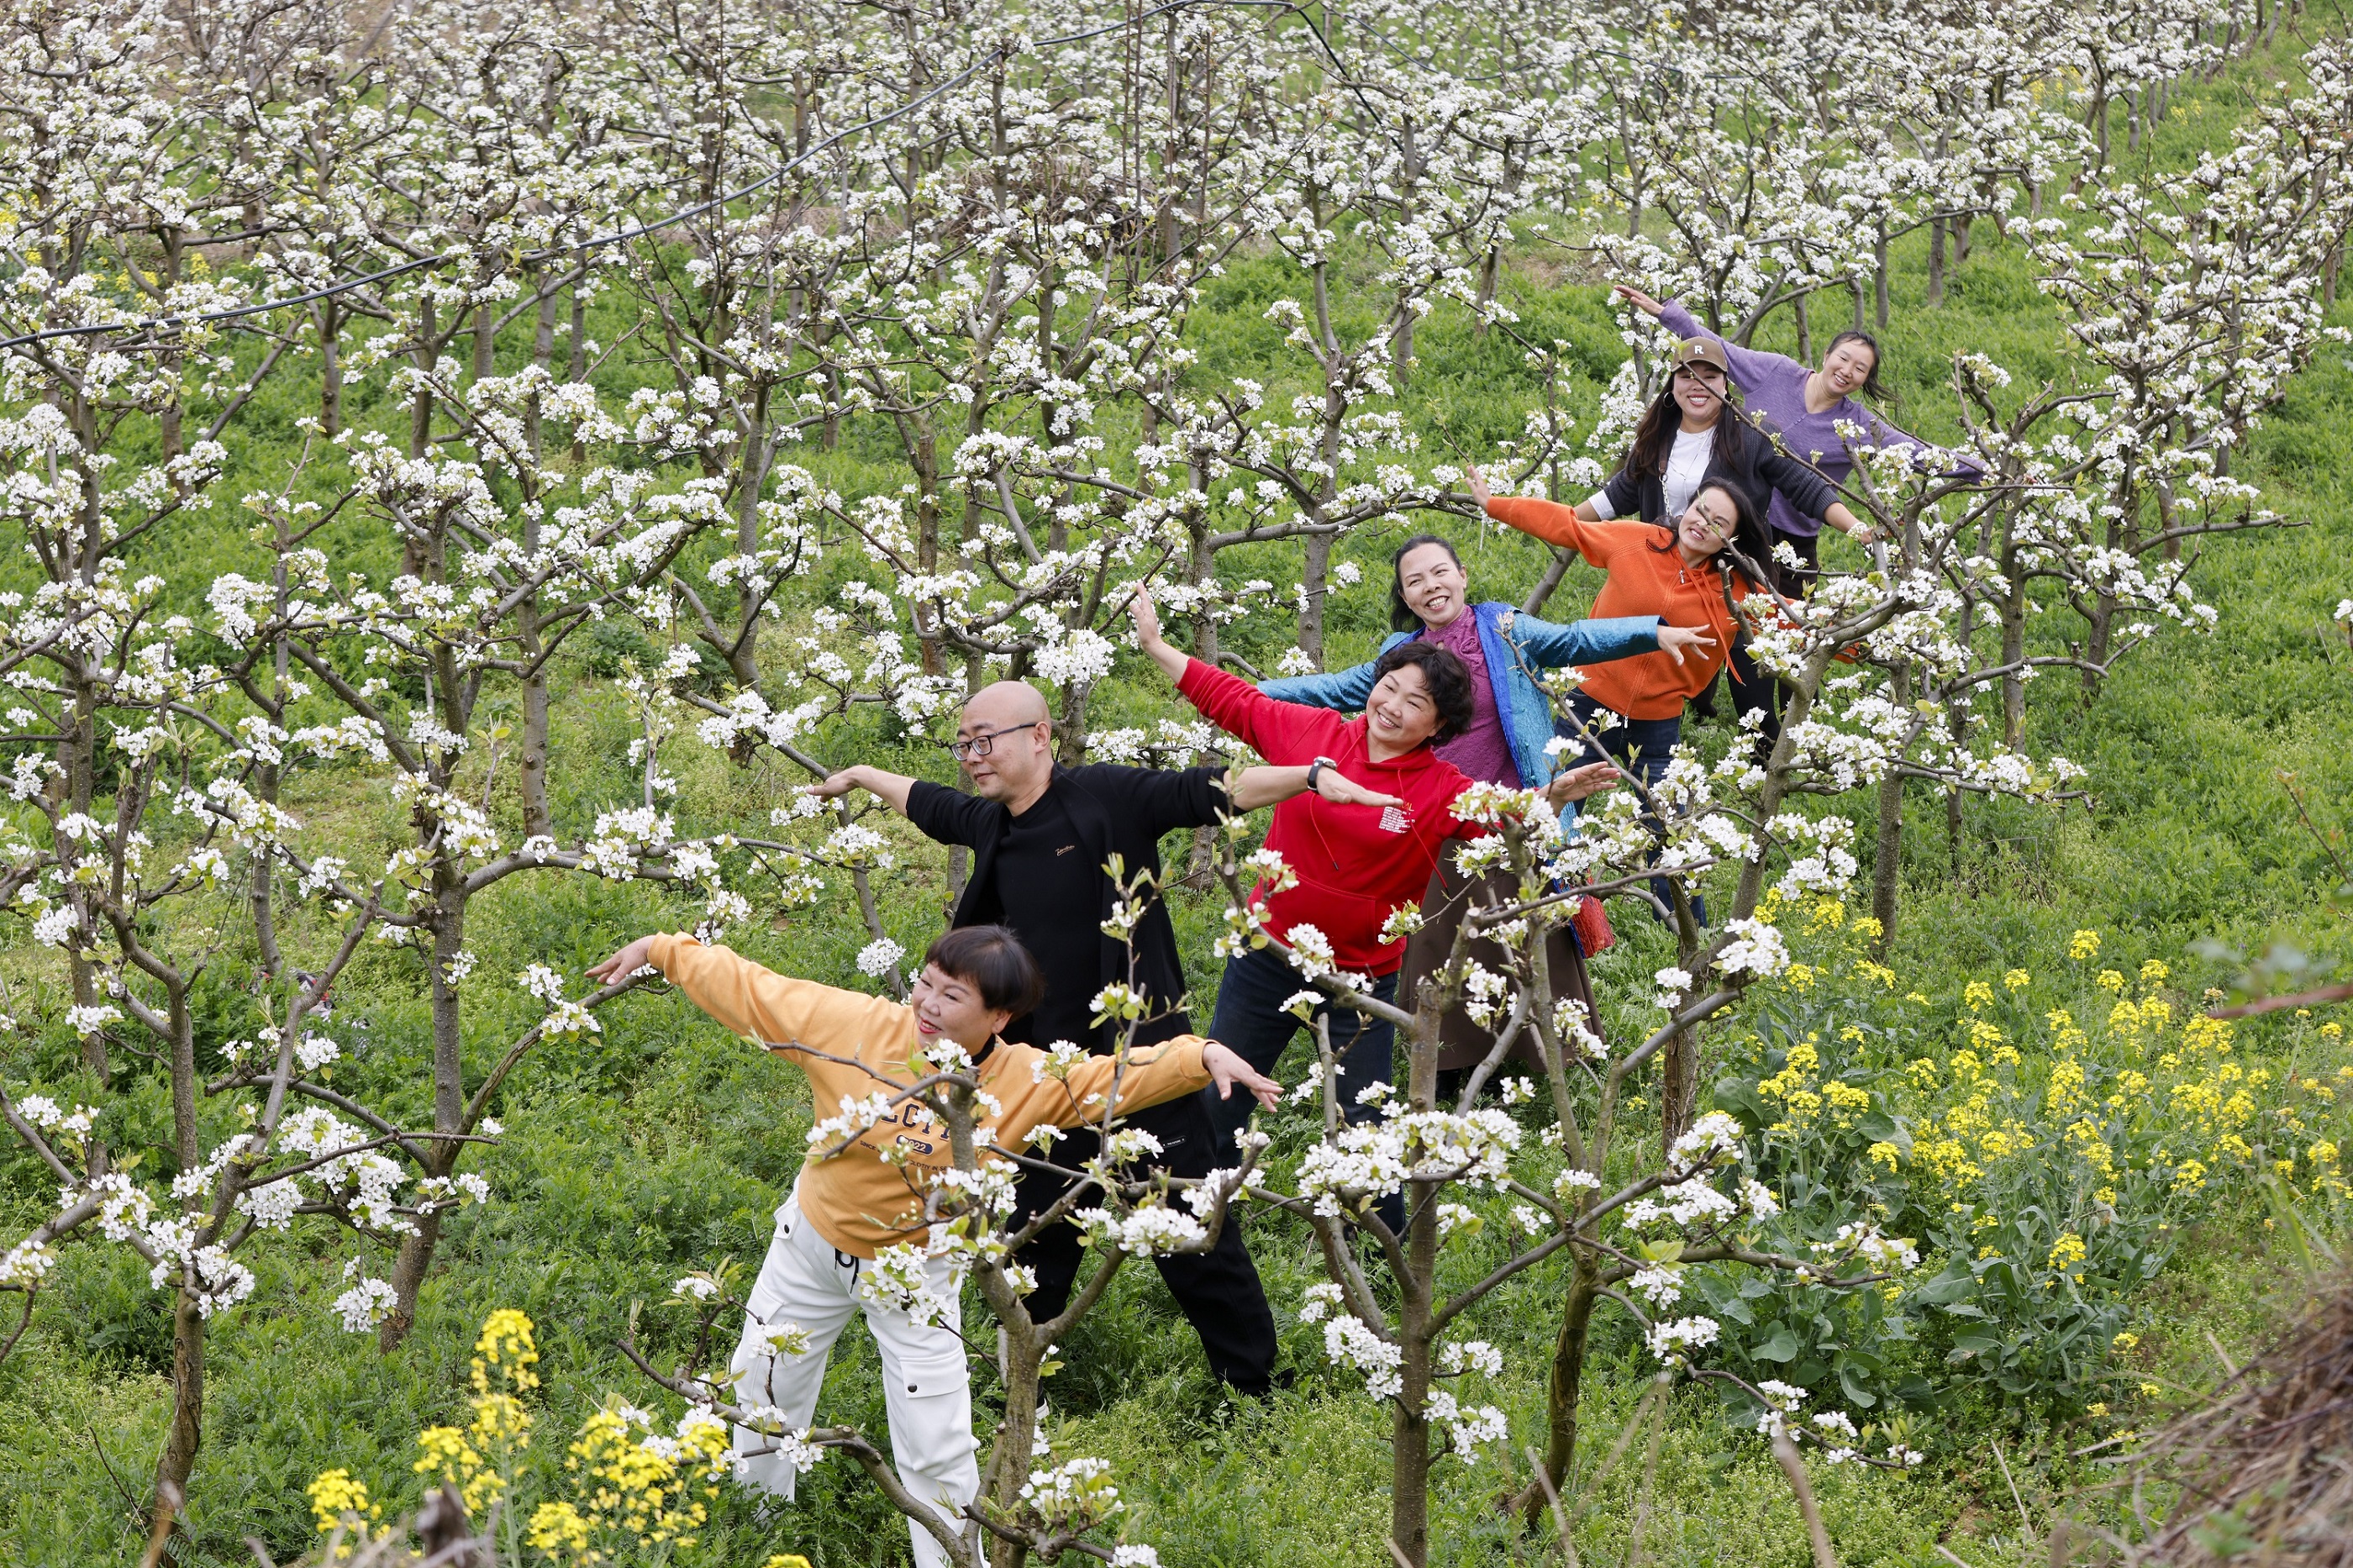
[
  {"x1": 1565, "y1": 693, "x2": 1707, "y2": 929},
  {"x1": 1208, "y1": 944, "x2": 1405, "y2": 1237}
]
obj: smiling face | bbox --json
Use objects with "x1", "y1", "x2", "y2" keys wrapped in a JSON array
[
  {"x1": 1396, "y1": 541, "x2": 1469, "y2": 629},
  {"x1": 1819, "y1": 337, "x2": 1878, "y2": 398},
  {"x1": 1671, "y1": 361, "x2": 1727, "y2": 425},
  {"x1": 1675, "y1": 484, "x2": 1743, "y2": 561},
  {"x1": 908, "y1": 962, "x2": 1013, "y2": 1051},
  {"x1": 1365, "y1": 662, "x2": 1442, "y2": 755}
]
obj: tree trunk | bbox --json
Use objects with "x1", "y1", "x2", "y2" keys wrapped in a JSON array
[
  {"x1": 381, "y1": 901, "x2": 468, "y2": 1351},
  {"x1": 151, "y1": 1289, "x2": 204, "y2": 1507},
  {"x1": 1792, "y1": 288, "x2": 1811, "y2": 364},
  {"x1": 1390, "y1": 1370, "x2": 1432, "y2": 1566},
  {"x1": 1869, "y1": 667, "x2": 1908, "y2": 956},
  {"x1": 1873, "y1": 224, "x2": 1889, "y2": 329},
  {"x1": 1999, "y1": 538, "x2": 2027, "y2": 750},
  {"x1": 320, "y1": 299, "x2": 344, "y2": 438},
  {"x1": 1660, "y1": 1022, "x2": 1699, "y2": 1152},
  {"x1": 1535, "y1": 1258, "x2": 1601, "y2": 1514},
  {"x1": 1522, "y1": 546, "x2": 1576, "y2": 615},
  {"x1": 1926, "y1": 218, "x2": 1946, "y2": 307},
  {"x1": 377, "y1": 1209, "x2": 445, "y2": 1353},
  {"x1": 1297, "y1": 530, "x2": 1333, "y2": 667}
]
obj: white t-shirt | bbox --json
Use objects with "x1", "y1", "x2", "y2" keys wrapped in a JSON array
[{"x1": 1587, "y1": 427, "x2": 1714, "y2": 523}]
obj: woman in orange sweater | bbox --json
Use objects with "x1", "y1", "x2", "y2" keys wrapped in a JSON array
[
  {"x1": 587, "y1": 924, "x2": 1276, "y2": 1568},
  {"x1": 1465, "y1": 464, "x2": 1774, "y2": 923}
]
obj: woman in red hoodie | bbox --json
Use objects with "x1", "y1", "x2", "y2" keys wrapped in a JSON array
[{"x1": 1130, "y1": 590, "x2": 1501, "y2": 1171}]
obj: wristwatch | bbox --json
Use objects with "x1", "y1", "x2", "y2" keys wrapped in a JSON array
[{"x1": 1306, "y1": 755, "x2": 1340, "y2": 795}]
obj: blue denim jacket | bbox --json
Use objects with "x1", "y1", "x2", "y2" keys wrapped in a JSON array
[{"x1": 1261, "y1": 602, "x2": 1660, "y2": 809}]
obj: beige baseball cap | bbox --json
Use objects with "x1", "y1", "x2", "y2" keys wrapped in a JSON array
[{"x1": 1668, "y1": 338, "x2": 1732, "y2": 376}]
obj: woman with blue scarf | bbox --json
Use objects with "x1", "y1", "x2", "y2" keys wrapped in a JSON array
[{"x1": 1261, "y1": 534, "x2": 1713, "y2": 1078}]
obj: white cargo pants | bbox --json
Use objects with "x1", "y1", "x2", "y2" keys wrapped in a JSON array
[{"x1": 729, "y1": 1192, "x2": 978, "y2": 1568}]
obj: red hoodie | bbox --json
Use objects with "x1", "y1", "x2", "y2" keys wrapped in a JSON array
[{"x1": 1177, "y1": 657, "x2": 1483, "y2": 975}]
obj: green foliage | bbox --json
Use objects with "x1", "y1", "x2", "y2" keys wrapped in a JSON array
[{"x1": 5, "y1": 27, "x2": 2353, "y2": 1568}]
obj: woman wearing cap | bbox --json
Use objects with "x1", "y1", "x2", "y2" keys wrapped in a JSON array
[
  {"x1": 1461, "y1": 468, "x2": 1774, "y2": 925},
  {"x1": 1612, "y1": 285, "x2": 1976, "y2": 597},
  {"x1": 1255, "y1": 532, "x2": 1714, "y2": 1085},
  {"x1": 1487, "y1": 335, "x2": 1869, "y2": 755}
]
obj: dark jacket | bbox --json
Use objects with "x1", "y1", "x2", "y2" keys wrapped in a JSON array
[
  {"x1": 905, "y1": 764, "x2": 1227, "y2": 1053},
  {"x1": 1600, "y1": 413, "x2": 1839, "y2": 528}
]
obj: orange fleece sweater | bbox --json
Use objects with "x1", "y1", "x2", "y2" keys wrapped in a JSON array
[
  {"x1": 646, "y1": 934, "x2": 1215, "y2": 1258},
  {"x1": 1485, "y1": 497, "x2": 1751, "y2": 719}
]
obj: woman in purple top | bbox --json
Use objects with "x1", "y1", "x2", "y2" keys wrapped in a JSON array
[{"x1": 1613, "y1": 284, "x2": 1974, "y2": 597}]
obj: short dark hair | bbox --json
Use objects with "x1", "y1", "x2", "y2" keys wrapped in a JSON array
[
  {"x1": 1389, "y1": 533, "x2": 1465, "y2": 633},
  {"x1": 1369, "y1": 640, "x2": 1476, "y2": 745},
  {"x1": 921, "y1": 925, "x2": 1045, "y2": 1016}
]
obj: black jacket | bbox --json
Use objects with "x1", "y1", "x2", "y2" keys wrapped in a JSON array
[
  {"x1": 905, "y1": 764, "x2": 1227, "y2": 1054},
  {"x1": 1600, "y1": 414, "x2": 1839, "y2": 529}
]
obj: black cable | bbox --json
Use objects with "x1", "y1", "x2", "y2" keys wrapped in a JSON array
[{"x1": 0, "y1": 0, "x2": 1362, "y2": 356}]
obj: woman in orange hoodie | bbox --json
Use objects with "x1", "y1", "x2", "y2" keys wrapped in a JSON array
[
  {"x1": 587, "y1": 924, "x2": 1277, "y2": 1568},
  {"x1": 1465, "y1": 464, "x2": 1774, "y2": 924}
]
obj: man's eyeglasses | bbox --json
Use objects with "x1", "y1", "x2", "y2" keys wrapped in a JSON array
[{"x1": 946, "y1": 721, "x2": 1044, "y2": 761}]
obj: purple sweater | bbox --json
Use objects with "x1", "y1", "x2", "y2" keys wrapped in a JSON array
[{"x1": 1661, "y1": 302, "x2": 1973, "y2": 539}]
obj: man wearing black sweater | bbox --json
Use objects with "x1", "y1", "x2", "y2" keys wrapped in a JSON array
[{"x1": 810, "y1": 680, "x2": 1398, "y2": 1396}]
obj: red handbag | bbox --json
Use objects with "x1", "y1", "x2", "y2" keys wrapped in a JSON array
[{"x1": 1571, "y1": 893, "x2": 1615, "y2": 956}]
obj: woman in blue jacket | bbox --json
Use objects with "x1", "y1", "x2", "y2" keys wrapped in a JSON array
[{"x1": 1261, "y1": 534, "x2": 1713, "y2": 1080}]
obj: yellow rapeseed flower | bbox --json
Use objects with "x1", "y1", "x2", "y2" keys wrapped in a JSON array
[
  {"x1": 2140, "y1": 960, "x2": 2170, "y2": 985},
  {"x1": 2004, "y1": 969, "x2": 2030, "y2": 990},
  {"x1": 1964, "y1": 981, "x2": 1995, "y2": 1012},
  {"x1": 2097, "y1": 970, "x2": 2125, "y2": 992},
  {"x1": 474, "y1": 1308, "x2": 540, "y2": 1395},
  {"x1": 2069, "y1": 929, "x2": 2102, "y2": 960},
  {"x1": 528, "y1": 1500, "x2": 592, "y2": 1555},
  {"x1": 308, "y1": 1469, "x2": 379, "y2": 1534}
]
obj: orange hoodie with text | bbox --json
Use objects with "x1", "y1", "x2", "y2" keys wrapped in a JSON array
[
  {"x1": 647, "y1": 934, "x2": 1215, "y2": 1258},
  {"x1": 1485, "y1": 497, "x2": 1752, "y2": 720}
]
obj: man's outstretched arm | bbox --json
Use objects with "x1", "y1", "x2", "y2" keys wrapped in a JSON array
[{"x1": 805, "y1": 764, "x2": 917, "y2": 815}]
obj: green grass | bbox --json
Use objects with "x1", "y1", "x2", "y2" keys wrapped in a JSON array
[{"x1": 3, "y1": 21, "x2": 2352, "y2": 1568}]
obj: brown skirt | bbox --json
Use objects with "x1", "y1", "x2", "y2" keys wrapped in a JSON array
[{"x1": 1395, "y1": 861, "x2": 1604, "y2": 1071}]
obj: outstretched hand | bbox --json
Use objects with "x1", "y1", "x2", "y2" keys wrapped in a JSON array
[
  {"x1": 1461, "y1": 460, "x2": 1493, "y2": 510},
  {"x1": 1545, "y1": 760, "x2": 1620, "y2": 808},
  {"x1": 1127, "y1": 587, "x2": 1189, "y2": 681},
  {"x1": 1129, "y1": 585, "x2": 1166, "y2": 648},
  {"x1": 1203, "y1": 1040, "x2": 1282, "y2": 1111},
  {"x1": 1656, "y1": 624, "x2": 1717, "y2": 665},
  {"x1": 1613, "y1": 283, "x2": 1666, "y2": 318},
  {"x1": 586, "y1": 936, "x2": 658, "y2": 987}
]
